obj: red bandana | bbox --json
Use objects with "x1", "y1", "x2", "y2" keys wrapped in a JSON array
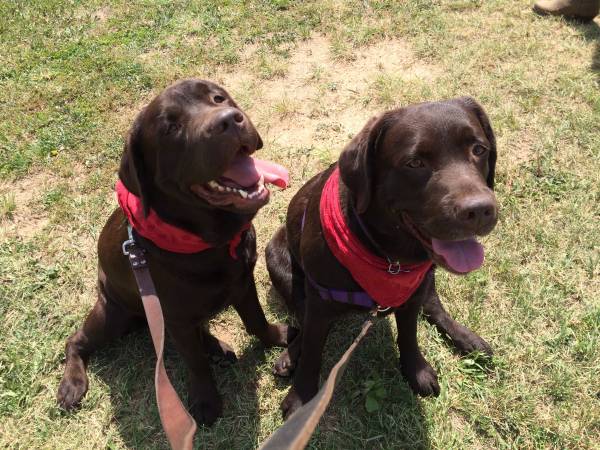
[
  {"x1": 116, "y1": 180, "x2": 249, "y2": 259},
  {"x1": 320, "y1": 168, "x2": 433, "y2": 308}
]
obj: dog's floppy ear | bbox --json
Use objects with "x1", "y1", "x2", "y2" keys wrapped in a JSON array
[
  {"x1": 338, "y1": 114, "x2": 387, "y2": 213},
  {"x1": 118, "y1": 108, "x2": 152, "y2": 216},
  {"x1": 452, "y1": 96, "x2": 497, "y2": 189}
]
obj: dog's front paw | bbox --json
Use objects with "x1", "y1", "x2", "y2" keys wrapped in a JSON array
[
  {"x1": 281, "y1": 388, "x2": 304, "y2": 420},
  {"x1": 400, "y1": 355, "x2": 440, "y2": 397},
  {"x1": 57, "y1": 372, "x2": 89, "y2": 410},
  {"x1": 272, "y1": 349, "x2": 295, "y2": 377},
  {"x1": 263, "y1": 323, "x2": 298, "y2": 348},
  {"x1": 450, "y1": 326, "x2": 493, "y2": 356},
  {"x1": 189, "y1": 394, "x2": 223, "y2": 427}
]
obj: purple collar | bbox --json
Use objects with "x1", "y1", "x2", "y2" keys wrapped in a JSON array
[{"x1": 301, "y1": 208, "x2": 378, "y2": 309}]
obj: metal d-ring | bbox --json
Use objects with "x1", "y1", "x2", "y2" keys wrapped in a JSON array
[
  {"x1": 388, "y1": 261, "x2": 401, "y2": 274},
  {"x1": 387, "y1": 260, "x2": 411, "y2": 275}
]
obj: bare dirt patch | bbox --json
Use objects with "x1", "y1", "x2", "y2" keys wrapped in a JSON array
[
  {"x1": 217, "y1": 34, "x2": 440, "y2": 152},
  {"x1": 113, "y1": 98, "x2": 153, "y2": 135},
  {"x1": 0, "y1": 172, "x2": 53, "y2": 240},
  {"x1": 209, "y1": 314, "x2": 244, "y2": 352},
  {"x1": 0, "y1": 162, "x2": 89, "y2": 241},
  {"x1": 91, "y1": 6, "x2": 111, "y2": 22}
]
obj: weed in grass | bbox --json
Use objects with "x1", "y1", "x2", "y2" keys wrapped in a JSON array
[
  {"x1": 272, "y1": 97, "x2": 298, "y2": 119},
  {"x1": 0, "y1": 193, "x2": 16, "y2": 220}
]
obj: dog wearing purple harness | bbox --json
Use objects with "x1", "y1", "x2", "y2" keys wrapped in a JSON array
[{"x1": 266, "y1": 97, "x2": 498, "y2": 419}]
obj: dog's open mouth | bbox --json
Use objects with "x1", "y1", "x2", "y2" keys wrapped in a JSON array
[
  {"x1": 402, "y1": 213, "x2": 484, "y2": 274},
  {"x1": 190, "y1": 149, "x2": 289, "y2": 212}
]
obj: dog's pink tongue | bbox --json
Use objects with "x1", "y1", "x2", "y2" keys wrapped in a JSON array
[
  {"x1": 221, "y1": 155, "x2": 289, "y2": 189},
  {"x1": 431, "y1": 237, "x2": 484, "y2": 273}
]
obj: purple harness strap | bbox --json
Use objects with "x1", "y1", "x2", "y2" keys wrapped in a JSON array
[{"x1": 301, "y1": 209, "x2": 377, "y2": 309}]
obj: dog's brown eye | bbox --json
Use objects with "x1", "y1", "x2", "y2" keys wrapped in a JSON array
[
  {"x1": 473, "y1": 145, "x2": 488, "y2": 156},
  {"x1": 406, "y1": 159, "x2": 425, "y2": 168},
  {"x1": 213, "y1": 95, "x2": 226, "y2": 103}
]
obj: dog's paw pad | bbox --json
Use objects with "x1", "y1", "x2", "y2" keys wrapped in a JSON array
[
  {"x1": 272, "y1": 350, "x2": 295, "y2": 377},
  {"x1": 281, "y1": 389, "x2": 303, "y2": 420},
  {"x1": 456, "y1": 335, "x2": 493, "y2": 356},
  {"x1": 189, "y1": 399, "x2": 223, "y2": 427},
  {"x1": 401, "y1": 357, "x2": 440, "y2": 398},
  {"x1": 413, "y1": 367, "x2": 440, "y2": 397},
  {"x1": 57, "y1": 375, "x2": 88, "y2": 410}
]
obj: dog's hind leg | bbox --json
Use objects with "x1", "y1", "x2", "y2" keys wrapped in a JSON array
[
  {"x1": 280, "y1": 288, "x2": 342, "y2": 419},
  {"x1": 57, "y1": 275, "x2": 141, "y2": 410},
  {"x1": 265, "y1": 226, "x2": 305, "y2": 319},
  {"x1": 266, "y1": 226, "x2": 305, "y2": 376},
  {"x1": 422, "y1": 271, "x2": 493, "y2": 356}
]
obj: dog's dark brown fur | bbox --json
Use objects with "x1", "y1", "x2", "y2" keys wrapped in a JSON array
[
  {"x1": 57, "y1": 79, "x2": 293, "y2": 426},
  {"x1": 266, "y1": 97, "x2": 498, "y2": 418}
]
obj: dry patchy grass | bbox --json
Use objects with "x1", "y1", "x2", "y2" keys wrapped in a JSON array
[{"x1": 1, "y1": 1, "x2": 599, "y2": 449}]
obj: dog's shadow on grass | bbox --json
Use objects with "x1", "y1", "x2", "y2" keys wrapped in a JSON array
[
  {"x1": 88, "y1": 286, "x2": 432, "y2": 449},
  {"x1": 91, "y1": 326, "x2": 271, "y2": 450},
  {"x1": 265, "y1": 287, "x2": 432, "y2": 450},
  {"x1": 90, "y1": 330, "x2": 171, "y2": 449}
]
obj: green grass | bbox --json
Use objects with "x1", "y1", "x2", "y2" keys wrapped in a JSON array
[{"x1": 1, "y1": 0, "x2": 599, "y2": 448}]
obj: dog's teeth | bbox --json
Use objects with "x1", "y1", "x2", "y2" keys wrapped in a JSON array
[
  {"x1": 257, "y1": 185, "x2": 264, "y2": 194},
  {"x1": 217, "y1": 185, "x2": 225, "y2": 192},
  {"x1": 225, "y1": 186, "x2": 232, "y2": 192},
  {"x1": 208, "y1": 180, "x2": 219, "y2": 189},
  {"x1": 239, "y1": 190, "x2": 248, "y2": 199}
]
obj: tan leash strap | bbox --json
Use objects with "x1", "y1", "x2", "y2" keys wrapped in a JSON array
[
  {"x1": 124, "y1": 233, "x2": 197, "y2": 450},
  {"x1": 259, "y1": 310, "x2": 378, "y2": 450}
]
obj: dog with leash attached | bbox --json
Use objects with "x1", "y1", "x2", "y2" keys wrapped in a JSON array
[
  {"x1": 57, "y1": 79, "x2": 295, "y2": 427},
  {"x1": 266, "y1": 97, "x2": 498, "y2": 419}
]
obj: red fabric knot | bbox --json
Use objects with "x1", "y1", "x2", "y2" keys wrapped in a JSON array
[
  {"x1": 116, "y1": 179, "x2": 249, "y2": 259},
  {"x1": 319, "y1": 167, "x2": 432, "y2": 308}
]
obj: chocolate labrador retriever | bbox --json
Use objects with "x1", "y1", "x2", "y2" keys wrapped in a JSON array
[
  {"x1": 57, "y1": 79, "x2": 294, "y2": 425},
  {"x1": 266, "y1": 97, "x2": 498, "y2": 418}
]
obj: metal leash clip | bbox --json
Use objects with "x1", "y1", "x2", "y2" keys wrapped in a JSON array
[{"x1": 121, "y1": 225, "x2": 136, "y2": 256}]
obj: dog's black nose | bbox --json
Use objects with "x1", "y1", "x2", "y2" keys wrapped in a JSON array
[
  {"x1": 456, "y1": 196, "x2": 497, "y2": 231},
  {"x1": 213, "y1": 108, "x2": 245, "y2": 134}
]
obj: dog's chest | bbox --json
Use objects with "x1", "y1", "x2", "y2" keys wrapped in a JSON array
[{"x1": 146, "y1": 251, "x2": 252, "y2": 321}]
